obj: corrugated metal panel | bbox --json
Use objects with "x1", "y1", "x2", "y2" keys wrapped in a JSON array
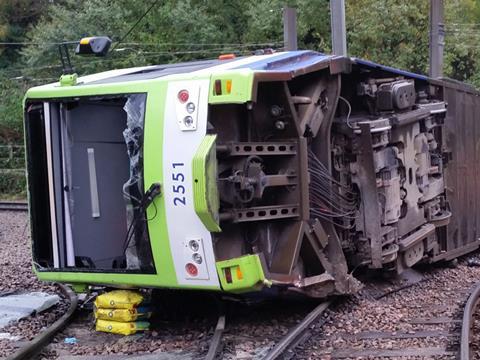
[{"x1": 443, "y1": 85, "x2": 480, "y2": 253}]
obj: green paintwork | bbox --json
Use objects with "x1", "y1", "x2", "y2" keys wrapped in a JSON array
[
  {"x1": 192, "y1": 134, "x2": 221, "y2": 232},
  {"x1": 26, "y1": 74, "x2": 220, "y2": 291},
  {"x1": 71, "y1": 283, "x2": 88, "y2": 293},
  {"x1": 216, "y1": 254, "x2": 266, "y2": 293},
  {"x1": 59, "y1": 73, "x2": 78, "y2": 86},
  {"x1": 208, "y1": 70, "x2": 255, "y2": 104},
  {"x1": 24, "y1": 63, "x2": 259, "y2": 292}
]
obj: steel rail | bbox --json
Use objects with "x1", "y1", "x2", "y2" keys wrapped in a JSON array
[
  {"x1": 460, "y1": 281, "x2": 480, "y2": 360},
  {"x1": 0, "y1": 201, "x2": 28, "y2": 211},
  {"x1": 5, "y1": 284, "x2": 78, "y2": 360},
  {"x1": 205, "y1": 313, "x2": 226, "y2": 360},
  {"x1": 262, "y1": 301, "x2": 331, "y2": 360}
]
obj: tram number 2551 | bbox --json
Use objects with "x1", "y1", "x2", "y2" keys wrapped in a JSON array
[{"x1": 172, "y1": 163, "x2": 186, "y2": 206}]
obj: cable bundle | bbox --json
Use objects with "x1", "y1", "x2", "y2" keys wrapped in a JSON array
[{"x1": 308, "y1": 149, "x2": 357, "y2": 229}]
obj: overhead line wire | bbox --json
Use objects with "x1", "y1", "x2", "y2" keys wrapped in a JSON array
[
  {"x1": 110, "y1": 0, "x2": 161, "y2": 52},
  {"x1": 4, "y1": 44, "x2": 285, "y2": 77}
]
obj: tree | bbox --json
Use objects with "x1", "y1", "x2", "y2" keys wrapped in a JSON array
[
  {"x1": 4, "y1": 0, "x2": 480, "y2": 144},
  {"x1": 345, "y1": 0, "x2": 480, "y2": 85},
  {"x1": 0, "y1": 0, "x2": 48, "y2": 68},
  {"x1": 20, "y1": 0, "x2": 250, "y2": 79}
]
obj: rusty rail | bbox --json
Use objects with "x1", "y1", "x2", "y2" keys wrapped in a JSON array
[
  {"x1": 262, "y1": 301, "x2": 331, "y2": 360},
  {"x1": 0, "y1": 201, "x2": 28, "y2": 211},
  {"x1": 460, "y1": 282, "x2": 480, "y2": 360}
]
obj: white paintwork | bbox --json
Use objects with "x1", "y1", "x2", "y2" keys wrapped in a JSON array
[
  {"x1": 87, "y1": 148, "x2": 100, "y2": 218},
  {"x1": 60, "y1": 109, "x2": 75, "y2": 267},
  {"x1": 183, "y1": 238, "x2": 209, "y2": 280},
  {"x1": 163, "y1": 79, "x2": 219, "y2": 287},
  {"x1": 190, "y1": 52, "x2": 284, "y2": 75},
  {"x1": 43, "y1": 103, "x2": 59, "y2": 268},
  {"x1": 63, "y1": 190, "x2": 75, "y2": 267},
  {"x1": 77, "y1": 65, "x2": 157, "y2": 84},
  {"x1": 175, "y1": 87, "x2": 200, "y2": 131}
]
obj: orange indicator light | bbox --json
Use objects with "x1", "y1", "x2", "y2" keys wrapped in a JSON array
[
  {"x1": 236, "y1": 266, "x2": 243, "y2": 280},
  {"x1": 218, "y1": 53, "x2": 236, "y2": 60},
  {"x1": 226, "y1": 79, "x2": 232, "y2": 94}
]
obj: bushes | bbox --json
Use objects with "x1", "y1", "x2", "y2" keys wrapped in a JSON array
[
  {"x1": 0, "y1": 77, "x2": 26, "y2": 144},
  {"x1": 0, "y1": 169, "x2": 26, "y2": 199},
  {"x1": 0, "y1": 144, "x2": 25, "y2": 198}
]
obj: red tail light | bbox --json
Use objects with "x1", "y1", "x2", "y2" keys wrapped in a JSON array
[
  {"x1": 185, "y1": 263, "x2": 198, "y2": 276},
  {"x1": 178, "y1": 89, "x2": 189, "y2": 103},
  {"x1": 224, "y1": 267, "x2": 232, "y2": 283}
]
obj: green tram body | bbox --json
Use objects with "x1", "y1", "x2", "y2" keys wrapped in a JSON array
[{"x1": 24, "y1": 51, "x2": 480, "y2": 297}]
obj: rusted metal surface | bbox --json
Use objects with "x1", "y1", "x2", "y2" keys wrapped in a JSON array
[
  {"x1": 355, "y1": 123, "x2": 384, "y2": 268},
  {"x1": 205, "y1": 313, "x2": 226, "y2": 360},
  {"x1": 331, "y1": 347, "x2": 454, "y2": 358},
  {"x1": 0, "y1": 201, "x2": 28, "y2": 211}
]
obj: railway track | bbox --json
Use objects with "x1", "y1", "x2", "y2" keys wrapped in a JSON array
[
  {"x1": 460, "y1": 281, "x2": 480, "y2": 360},
  {"x1": 290, "y1": 262, "x2": 480, "y2": 360},
  {"x1": 0, "y1": 201, "x2": 27, "y2": 211},
  {"x1": 1, "y1": 271, "x2": 479, "y2": 360},
  {"x1": 262, "y1": 301, "x2": 331, "y2": 360},
  {"x1": 204, "y1": 301, "x2": 331, "y2": 360},
  {"x1": 4, "y1": 208, "x2": 480, "y2": 359}
]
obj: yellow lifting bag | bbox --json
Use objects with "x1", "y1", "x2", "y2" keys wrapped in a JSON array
[
  {"x1": 94, "y1": 307, "x2": 151, "y2": 322},
  {"x1": 95, "y1": 319, "x2": 150, "y2": 335},
  {"x1": 94, "y1": 290, "x2": 144, "y2": 309}
]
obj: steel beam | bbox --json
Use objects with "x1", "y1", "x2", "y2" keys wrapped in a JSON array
[
  {"x1": 429, "y1": 0, "x2": 444, "y2": 78},
  {"x1": 283, "y1": 7, "x2": 298, "y2": 51},
  {"x1": 330, "y1": 0, "x2": 347, "y2": 56}
]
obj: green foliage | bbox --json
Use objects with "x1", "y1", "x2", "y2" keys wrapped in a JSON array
[
  {"x1": 242, "y1": 0, "x2": 331, "y2": 52},
  {"x1": 345, "y1": 0, "x2": 480, "y2": 85},
  {"x1": 0, "y1": 146, "x2": 25, "y2": 198},
  {"x1": 0, "y1": 76, "x2": 27, "y2": 143},
  {"x1": 0, "y1": 170, "x2": 26, "y2": 198},
  {"x1": 346, "y1": 1, "x2": 429, "y2": 74},
  {"x1": 0, "y1": 0, "x2": 48, "y2": 68},
  {"x1": 3, "y1": 0, "x2": 480, "y2": 199},
  {"x1": 20, "y1": 0, "x2": 251, "y2": 79},
  {"x1": 15, "y1": 0, "x2": 480, "y2": 85}
]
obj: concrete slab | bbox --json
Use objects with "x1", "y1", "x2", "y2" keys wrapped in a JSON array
[
  {"x1": 0, "y1": 292, "x2": 60, "y2": 328},
  {"x1": 0, "y1": 332, "x2": 21, "y2": 341}
]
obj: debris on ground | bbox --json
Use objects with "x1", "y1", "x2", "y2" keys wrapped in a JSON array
[
  {"x1": 64, "y1": 337, "x2": 78, "y2": 344},
  {"x1": 0, "y1": 292, "x2": 60, "y2": 328}
]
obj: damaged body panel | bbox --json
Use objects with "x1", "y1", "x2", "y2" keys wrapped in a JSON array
[{"x1": 24, "y1": 51, "x2": 480, "y2": 298}]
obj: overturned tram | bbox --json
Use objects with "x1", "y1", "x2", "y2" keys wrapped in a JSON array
[{"x1": 24, "y1": 51, "x2": 480, "y2": 297}]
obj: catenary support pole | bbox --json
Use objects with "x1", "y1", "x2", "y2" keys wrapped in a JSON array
[
  {"x1": 429, "y1": 0, "x2": 444, "y2": 78},
  {"x1": 283, "y1": 6, "x2": 297, "y2": 51},
  {"x1": 330, "y1": 0, "x2": 347, "y2": 56}
]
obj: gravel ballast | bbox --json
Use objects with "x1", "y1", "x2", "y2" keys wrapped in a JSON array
[
  {"x1": 296, "y1": 259, "x2": 480, "y2": 360},
  {"x1": 0, "y1": 211, "x2": 69, "y2": 358},
  {"x1": 4, "y1": 210, "x2": 480, "y2": 359}
]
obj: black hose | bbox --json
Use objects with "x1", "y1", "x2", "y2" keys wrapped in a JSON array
[{"x1": 6, "y1": 283, "x2": 78, "y2": 360}]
